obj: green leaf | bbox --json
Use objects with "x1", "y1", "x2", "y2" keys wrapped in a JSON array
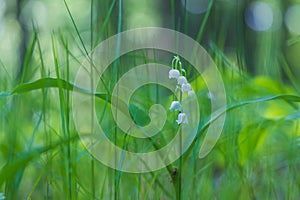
[
  {"x1": 0, "y1": 136, "x2": 78, "y2": 186},
  {"x1": 198, "y1": 94, "x2": 300, "y2": 158},
  {"x1": 0, "y1": 78, "x2": 107, "y2": 99}
]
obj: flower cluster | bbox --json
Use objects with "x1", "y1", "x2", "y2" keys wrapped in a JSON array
[{"x1": 169, "y1": 56, "x2": 194, "y2": 124}]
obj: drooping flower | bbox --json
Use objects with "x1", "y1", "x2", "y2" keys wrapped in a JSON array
[
  {"x1": 181, "y1": 83, "x2": 192, "y2": 93},
  {"x1": 169, "y1": 101, "x2": 182, "y2": 111},
  {"x1": 176, "y1": 113, "x2": 188, "y2": 124},
  {"x1": 177, "y1": 76, "x2": 188, "y2": 85},
  {"x1": 169, "y1": 69, "x2": 180, "y2": 79}
]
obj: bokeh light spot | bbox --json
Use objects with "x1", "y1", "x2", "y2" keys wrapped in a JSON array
[
  {"x1": 0, "y1": 0, "x2": 6, "y2": 17},
  {"x1": 245, "y1": 1, "x2": 273, "y2": 31},
  {"x1": 181, "y1": 0, "x2": 210, "y2": 14},
  {"x1": 285, "y1": 5, "x2": 300, "y2": 35},
  {"x1": 21, "y1": 0, "x2": 47, "y2": 29}
]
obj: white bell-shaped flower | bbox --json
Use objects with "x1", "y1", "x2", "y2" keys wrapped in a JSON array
[
  {"x1": 169, "y1": 69, "x2": 180, "y2": 79},
  {"x1": 181, "y1": 83, "x2": 192, "y2": 93},
  {"x1": 177, "y1": 76, "x2": 188, "y2": 85},
  {"x1": 169, "y1": 101, "x2": 182, "y2": 111},
  {"x1": 176, "y1": 113, "x2": 188, "y2": 124}
]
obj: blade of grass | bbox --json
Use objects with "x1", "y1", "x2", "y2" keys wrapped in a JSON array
[
  {"x1": 63, "y1": 0, "x2": 89, "y2": 57},
  {"x1": 0, "y1": 135, "x2": 79, "y2": 186},
  {"x1": 0, "y1": 59, "x2": 12, "y2": 84},
  {"x1": 90, "y1": 1, "x2": 96, "y2": 198},
  {"x1": 209, "y1": 41, "x2": 248, "y2": 79},
  {"x1": 113, "y1": 1, "x2": 122, "y2": 199},
  {"x1": 64, "y1": 37, "x2": 75, "y2": 200},
  {"x1": 197, "y1": 94, "x2": 300, "y2": 158},
  {"x1": 279, "y1": 54, "x2": 300, "y2": 94},
  {"x1": 26, "y1": 170, "x2": 44, "y2": 200},
  {"x1": 34, "y1": 25, "x2": 52, "y2": 200},
  {"x1": 94, "y1": 0, "x2": 117, "y2": 46},
  {"x1": 52, "y1": 34, "x2": 72, "y2": 198},
  {"x1": 195, "y1": 0, "x2": 214, "y2": 43},
  {"x1": 2, "y1": 78, "x2": 107, "y2": 99},
  {"x1": 19, "y1": 32, "x2": 37, "y2": 84},
  {"x1": 58, "y1": 32, "x2": 84, "y2": 66}
]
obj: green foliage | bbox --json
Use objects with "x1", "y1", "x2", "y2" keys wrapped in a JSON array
[{"x1": 0, "y1": 0, "x2": 300, "y2": 199}]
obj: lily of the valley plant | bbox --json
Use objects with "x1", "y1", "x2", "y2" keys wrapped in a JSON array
[{"x1": 169, "y1": 56, "x2": 193, "y2": 125}]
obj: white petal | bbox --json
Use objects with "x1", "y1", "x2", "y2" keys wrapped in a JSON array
[
  {"x1": 169, "y1": 69, "x2": 180, "y2": 79},
  {"x1": 176, "y1": 113, "x2": 188, "y2": 124},
  {"x1": 177, "y1": 76, "x2": 188, "y2": 85},
  {"x1": 181, "y1": 83, "x2": 192, "y2": 92},
  {"x1": 169, "y1": 101, "x2": 182, "y2": 111}
]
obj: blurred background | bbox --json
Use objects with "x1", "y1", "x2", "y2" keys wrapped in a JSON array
[
  {"x1": 0, "y1": 0, "x2": 300, "y2": 84},
  {"x1": 1, "y1": 0, "x2": 300, "y2": 199}
]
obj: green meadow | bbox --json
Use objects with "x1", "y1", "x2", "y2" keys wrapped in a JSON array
[{"x1": 0, "y1": 0, "x2": 300, "y2": 199}]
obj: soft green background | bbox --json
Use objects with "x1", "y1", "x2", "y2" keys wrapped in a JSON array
[{"x1": 0, "y1": 0, "x2": 300, "y2": 199}]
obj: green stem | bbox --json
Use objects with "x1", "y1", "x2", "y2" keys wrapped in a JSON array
[
  {"x1": 173, "y1": 73, "x2": 184, "y2": 200},
  {"x1": 114, "y1": 1, "x2": 122, "y2": 199},
  {"x1": 177, "y1": 91, "x2": 183, "y2": 200},
  {"x1": 90, "y1": 1, "x2": 96, "y2": 199}
]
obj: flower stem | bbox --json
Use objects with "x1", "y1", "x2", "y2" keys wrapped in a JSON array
[{"x1": 174, "y1": 86, "x2": 183, "y2": 200}]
